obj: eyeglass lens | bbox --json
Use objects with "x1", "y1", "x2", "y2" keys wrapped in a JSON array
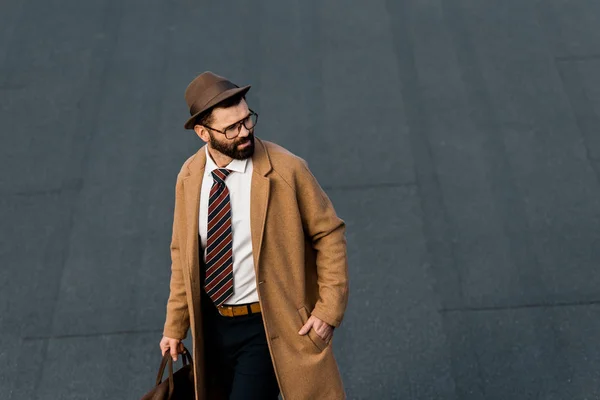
[{"x1": 225, "y1": 113, "x2": 258, "y2": 139}]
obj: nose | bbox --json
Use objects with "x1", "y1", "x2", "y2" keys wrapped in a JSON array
[{"x1": 238, "y1": 124, "x2": 250, "y2": 138}]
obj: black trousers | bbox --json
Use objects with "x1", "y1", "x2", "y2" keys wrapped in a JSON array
[{"x1": 201, "y1": 294, "x2": 280, "y2": 400}]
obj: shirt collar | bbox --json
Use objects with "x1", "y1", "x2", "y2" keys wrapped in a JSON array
[{"x1": 204, "y1": 146, "x2": 248, "y2": 176}]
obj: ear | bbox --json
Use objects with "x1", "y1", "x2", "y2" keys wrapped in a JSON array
[{"x1": 194, "y1": 125, "x2": 210, "y2": 144}]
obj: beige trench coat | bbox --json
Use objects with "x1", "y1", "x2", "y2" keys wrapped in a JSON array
[{"x1": 163, "y1": 138, "x2": 349, "y2": 400}]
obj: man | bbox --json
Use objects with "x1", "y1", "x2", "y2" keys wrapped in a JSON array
[{"x1": 159, "y1": 71, "x2": 349, "y2": 400}]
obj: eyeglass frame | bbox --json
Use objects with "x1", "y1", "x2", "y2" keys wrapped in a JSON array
[{"x1": 202, "y1": 109, "x2": 259, "y2": 139}]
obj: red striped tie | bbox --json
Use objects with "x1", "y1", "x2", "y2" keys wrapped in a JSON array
[{"x1": 204, "y1": 168, "x2": 234, "y2": 306}]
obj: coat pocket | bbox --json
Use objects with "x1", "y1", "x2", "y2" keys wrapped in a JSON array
[{"x1": 297, "y1": 306, "x2": 329, "y2": 352}]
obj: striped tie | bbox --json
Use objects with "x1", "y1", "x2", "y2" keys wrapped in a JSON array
[{"x1": 204, "y1": 168, "x2": 234, "y2": 306}]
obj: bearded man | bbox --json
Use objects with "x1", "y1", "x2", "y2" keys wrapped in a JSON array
[{"x1": 159, "y1": 71, "x2": 349, "y2": 400}]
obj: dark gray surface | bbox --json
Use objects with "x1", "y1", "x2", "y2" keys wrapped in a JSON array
[{"x1": 2, "y1": 0, "x2": 600, "y2": 399}]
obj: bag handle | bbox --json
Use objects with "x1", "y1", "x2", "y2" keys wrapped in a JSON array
[
  {"x1": 155, "y1": 347, "x2": 193, "y2": 398},
  {"x1": 155, "y1": 353, "x2": 175, "y2": 398}
]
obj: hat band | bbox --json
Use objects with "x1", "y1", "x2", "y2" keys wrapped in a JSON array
[{"x1": 190, "y1": 80, "x2": 239, "y2": 116}]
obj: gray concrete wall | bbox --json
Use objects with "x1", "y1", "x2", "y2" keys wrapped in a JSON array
[{"x1": 1, "y1": 0, "x2": 600, "y2": 398}]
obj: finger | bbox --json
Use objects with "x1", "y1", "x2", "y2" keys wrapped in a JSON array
[
  {"x1": 315, "y1": 326, "x2": 329, "y2": 338},
  {"x1": 317, "y1": 329, "x2": 329, "y2": 341},
  {"x1": 298, "y1": 319, "x2": 314, "y2": 335},
  {"x1": 170, "y1": 345, "x2": 178, "y2": 361}
]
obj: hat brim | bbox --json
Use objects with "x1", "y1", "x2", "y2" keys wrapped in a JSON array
[{"x1": 184, "y1": 85, "x2": 251, "y2": 130}]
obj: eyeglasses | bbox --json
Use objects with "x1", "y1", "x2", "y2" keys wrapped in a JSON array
[{"x1": 204, "y1": 110, "x2": 259, "y2": 139}]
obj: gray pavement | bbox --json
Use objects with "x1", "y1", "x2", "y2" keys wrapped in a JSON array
[{"x1": 2, "y1": 0, "x2": 600, "y2": 399}]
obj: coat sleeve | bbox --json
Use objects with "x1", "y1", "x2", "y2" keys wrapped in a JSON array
[
  {"x1": 163, "y1": 172, "x2": 190, "y2": 340},
  {"x1": 295, "y1": 160, "x2": 349, "y2": 328}
]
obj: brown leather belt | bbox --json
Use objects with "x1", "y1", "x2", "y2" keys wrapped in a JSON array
[{"x1": 217, "y1": 302, "x2": 261, "y2": 317}]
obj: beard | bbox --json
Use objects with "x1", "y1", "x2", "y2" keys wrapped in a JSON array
[{"x1": 208, "y1": 131, "x2": 255, "y2": 160}]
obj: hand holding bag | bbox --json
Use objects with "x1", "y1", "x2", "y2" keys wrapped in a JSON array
[{"x1": 140, "y1": 347, "x2": 195, "y2": 400}]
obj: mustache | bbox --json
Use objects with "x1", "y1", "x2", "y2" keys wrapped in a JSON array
[{"x1": 235, "y1": 134, "x2": 254, "y2": 145}]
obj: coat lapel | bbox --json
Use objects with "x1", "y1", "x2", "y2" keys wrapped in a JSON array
[
  {"x1": 250, "y1": 138, "x2": 272, "y2": 275},
  {"x1": 182, "y1": 147, "x2": 206, "y2": 287}
]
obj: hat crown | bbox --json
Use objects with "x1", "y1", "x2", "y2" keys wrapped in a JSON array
[
  {"x1": 182, "y1": 71, "x2": 251, "y2": 129},
  {"x1": 185, "y1": 71, "x2": 230, "y2": 108}
]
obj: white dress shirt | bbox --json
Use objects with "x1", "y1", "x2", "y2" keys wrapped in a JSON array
[{"x1": 199, "y1": 146, "x2": 258, "y2": 305}]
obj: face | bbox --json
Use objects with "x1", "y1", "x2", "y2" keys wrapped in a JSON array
[{"x1": 196, "y1": 99, "x2": 255, "y2": 160}]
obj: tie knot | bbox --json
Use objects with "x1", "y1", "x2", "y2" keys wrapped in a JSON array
[{"x1": 211, "y1": 168, "x2": 231, "y2": 185}]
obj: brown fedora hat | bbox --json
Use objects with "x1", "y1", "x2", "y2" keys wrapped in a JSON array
[{"x1": 183, "y1": 71, "x2": 251, "y2": 130}]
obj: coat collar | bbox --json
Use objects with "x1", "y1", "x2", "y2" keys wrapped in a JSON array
[{"x1": 181, "y1": 137, "x2": 272, "y2": 287}]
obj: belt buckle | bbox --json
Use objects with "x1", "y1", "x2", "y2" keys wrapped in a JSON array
[
  {"x1": 218, "y1": 304, "x2": 258, "y2": 317},
  {"x1": 219, "y1": 305, "x2": 234, "y2": 317}
]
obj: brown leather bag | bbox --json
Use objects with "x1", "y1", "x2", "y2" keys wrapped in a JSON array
[{"x1": 141, "y1": 347, "x2": 195, "y2": 400}]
